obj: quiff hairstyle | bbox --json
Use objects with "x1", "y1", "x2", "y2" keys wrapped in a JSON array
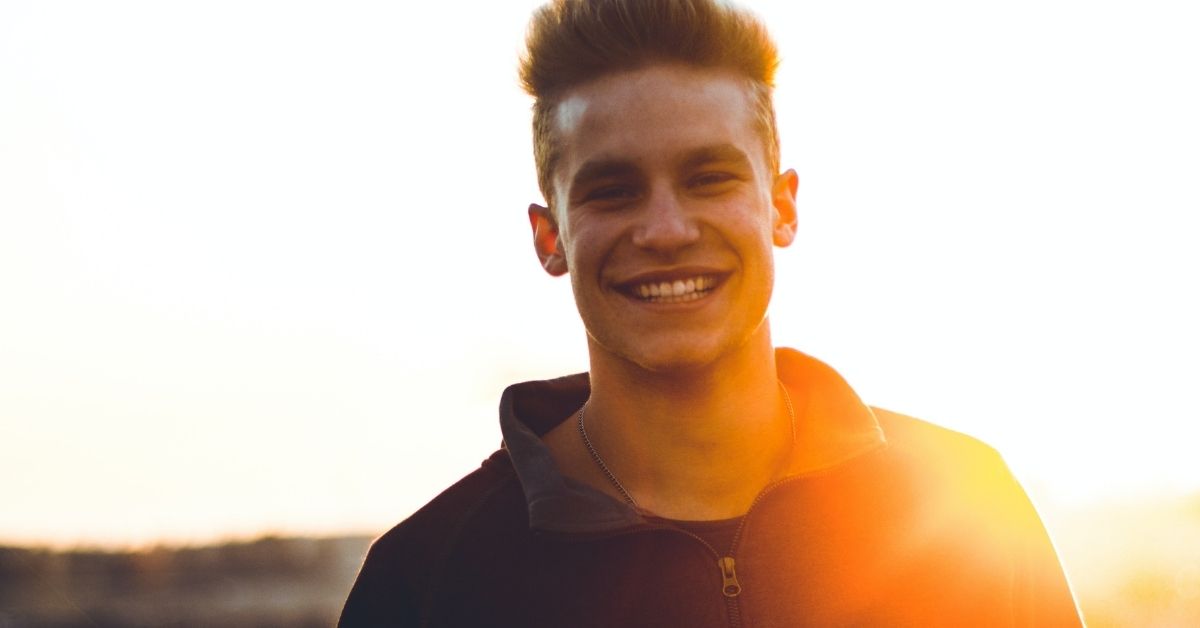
[{"x1": 519, "y1": 0, "x2": 781, "y2": 208}]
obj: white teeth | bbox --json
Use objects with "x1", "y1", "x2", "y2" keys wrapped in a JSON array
[{"x1": 629, "y1": 275, "x2": 717, "y2": 303}]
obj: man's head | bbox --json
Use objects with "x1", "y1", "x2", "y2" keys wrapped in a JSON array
[
  {"x1": 519, "y1": 0, "x2": 781, "y2": 211},
  {"x1": 520, "y1": 0, "x2": 797, "y2": 373}
]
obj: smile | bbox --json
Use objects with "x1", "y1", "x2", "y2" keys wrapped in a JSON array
[{"x1": 628, "y1": 275, "x2": 718, "y2": 303}]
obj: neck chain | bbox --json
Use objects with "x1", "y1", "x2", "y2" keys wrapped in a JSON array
[{"x1": 576, "y1": 380, "x2": 796, "y2": 508}]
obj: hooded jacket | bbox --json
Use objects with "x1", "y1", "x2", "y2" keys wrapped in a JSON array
[{"x1": 340, "y1": 349, "x2": 1083, "y2": 627}]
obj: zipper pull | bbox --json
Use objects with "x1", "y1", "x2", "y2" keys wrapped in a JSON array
[{"x1": 718, "y1": 556, "x2": 742, "y2": 597}]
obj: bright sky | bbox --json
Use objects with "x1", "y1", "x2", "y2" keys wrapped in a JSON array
[{"x1": 1, "y1": 0, "x2": 1197, "y2": 548}]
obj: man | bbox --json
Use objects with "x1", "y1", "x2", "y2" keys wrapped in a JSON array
[{"x1": 340, "y1": 0, "x2": 1083, "y2": 625}]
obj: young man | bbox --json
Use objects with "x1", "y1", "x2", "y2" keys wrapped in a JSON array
[{"x1": 340, "y1": 1, "x2": 1083, "y2": 625}]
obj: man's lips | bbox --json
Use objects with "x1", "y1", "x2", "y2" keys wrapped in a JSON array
[{"x1": 613, "y1": 269, "x2": 729, "y2": 304}]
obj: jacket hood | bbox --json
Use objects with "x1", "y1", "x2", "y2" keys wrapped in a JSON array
[{"x1": 498, "y1": 348, "x2": 887, "y2": 533}]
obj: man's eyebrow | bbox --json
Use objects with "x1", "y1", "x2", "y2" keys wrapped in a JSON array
[
  {"x1": 570, "y1": 159, "x2": 641, "y2": 188},
  {"x1": 680, "y1": 144, "x2": 753, "y2": 172}
]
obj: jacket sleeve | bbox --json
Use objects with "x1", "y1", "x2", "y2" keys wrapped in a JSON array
[
  {"x1": 338, "y1": 530, "x2": 422, "y2": 628},
  {"x1": 1007, "y1": 477, "x2": 1085, "y2": 627}
]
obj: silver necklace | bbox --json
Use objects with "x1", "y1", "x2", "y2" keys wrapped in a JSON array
[{"x1": 576, "y1": 380, "x2": 796, "y2": 508}]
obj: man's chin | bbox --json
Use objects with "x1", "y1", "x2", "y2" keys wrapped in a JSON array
[{"x1": 599, "y1": 338, "x2": 731, "y2": 376}]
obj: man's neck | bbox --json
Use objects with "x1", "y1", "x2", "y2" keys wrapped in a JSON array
[{"x1": 565, "y1": 326, "x2": 795, "y2": 520}]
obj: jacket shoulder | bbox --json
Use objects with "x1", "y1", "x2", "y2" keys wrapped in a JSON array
[
  {"x1": 867, "y1": 408, "x2": 1083, "y2": 626},
  {"x1": 870, "y1": 408, "x2": 1031, "y2": 520},
  {"x1": 338, "y1": 448, "x2": 524, "y2": 627},
  {"x1": 871, "y1": 407, "x2": 1023, "y2": 494},
  {"x1": 872, "y1": 407, "x2": 1003, "y2": 464}
]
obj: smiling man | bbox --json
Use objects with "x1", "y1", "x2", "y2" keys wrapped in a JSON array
[{"x1": 339, "y1": 1, "x2": 1083, "y2": 626}]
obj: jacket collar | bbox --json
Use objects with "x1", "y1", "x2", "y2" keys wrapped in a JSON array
[{"x1": 498, "y1": 348, "x2": 887, "y2": 533}]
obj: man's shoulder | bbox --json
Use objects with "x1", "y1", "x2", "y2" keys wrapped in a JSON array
[
  {"x1": 339, "y1": 448, "x2": 526, "y2": 626},
  {"x1": 871, "y1": 407, "x2": 1003, "y2": 465},
  {"x1": 867, "y1": 407, "x2": 1045, "y2": 535},
  {"x1": 859, "y1": 409, "x2": 1082, "y2": 625},
  {"x1": 372, "y1": 448, "x2": 524, "y2": 557}
]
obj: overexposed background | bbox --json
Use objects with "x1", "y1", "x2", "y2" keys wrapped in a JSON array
[{"x1": 2, "y1": 0, "x2": 1197, "y2": 549}]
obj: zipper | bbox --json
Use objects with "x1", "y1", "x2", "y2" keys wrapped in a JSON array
[
  {"x1": 572, "y1": 482, "x2": 802, "y2": 627},
  {"x1": 552, "y1": 457, "x2": 887, "y2": 626},
  {"x1": 646, "y1": 526, "x2": 745, "y2": 627},
  {"x1": 551, "y1": 523, "x2": 747, "y2": 625},
  {"x1": 718, "y1": 556, "x2": 742, "y2": 596}
]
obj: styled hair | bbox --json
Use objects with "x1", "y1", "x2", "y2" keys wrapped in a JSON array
[{"x1": 519, "y1": 0, "x2": 781, "y2": 208}]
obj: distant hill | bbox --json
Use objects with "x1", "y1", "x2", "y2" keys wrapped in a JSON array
[{"x1": 0, "y1": 535, "x2": 371, "y2": 628}]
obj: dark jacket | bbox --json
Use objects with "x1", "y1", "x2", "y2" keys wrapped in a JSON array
[{"x1": 340, "y1": 349, "x2": 1083, "y2": 627}]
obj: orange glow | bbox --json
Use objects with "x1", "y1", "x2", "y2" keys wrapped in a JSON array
[{"x1": 2, "y1": 1, "x2": 1197, "y2": 626}]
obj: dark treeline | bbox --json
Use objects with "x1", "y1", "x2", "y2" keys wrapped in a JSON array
[{"x1": 0, "y1": 535, "x2": 371, "y2": 628}]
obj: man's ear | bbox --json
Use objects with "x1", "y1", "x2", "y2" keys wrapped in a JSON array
[
  {"x1": 528, "y1": 203, "x2": 568, "y2": 276},
  {"x1": 771, "y1": 169, "x2": 799, "y2": 247}
]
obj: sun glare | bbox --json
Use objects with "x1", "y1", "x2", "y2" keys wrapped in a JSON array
[{"x1": 2, "y1": 0, "x2": 1198, "y2": 624}]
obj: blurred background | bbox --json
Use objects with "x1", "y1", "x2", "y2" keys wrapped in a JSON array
[{"x1": 1, "y1": 0, "x2": 1197, "y2": 625}]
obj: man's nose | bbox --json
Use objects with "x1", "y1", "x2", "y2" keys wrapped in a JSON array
[{"x1": 630, "y1": 187, "x2": 700, "y2": 253}]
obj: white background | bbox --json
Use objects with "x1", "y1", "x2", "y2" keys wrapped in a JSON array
[{"x1": 1, "y1": 0, "x2": 1197, "y2": 547}]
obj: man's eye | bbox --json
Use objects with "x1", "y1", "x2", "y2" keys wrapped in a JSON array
[
  {"x1": 690, "y1": 172, "x2": 738, "y2": 188},
  {"x1": 585, "y1": 186, "x2": 636, "y2": 202}
]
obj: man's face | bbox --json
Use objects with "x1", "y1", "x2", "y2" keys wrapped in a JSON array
[{"x1": 529, "y1": 64, "x2": 797, "y2": 373}]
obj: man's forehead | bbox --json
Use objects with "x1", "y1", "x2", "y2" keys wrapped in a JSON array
[{"x1": 550, "y1": 65, "x2": 755, "y2": 138}]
